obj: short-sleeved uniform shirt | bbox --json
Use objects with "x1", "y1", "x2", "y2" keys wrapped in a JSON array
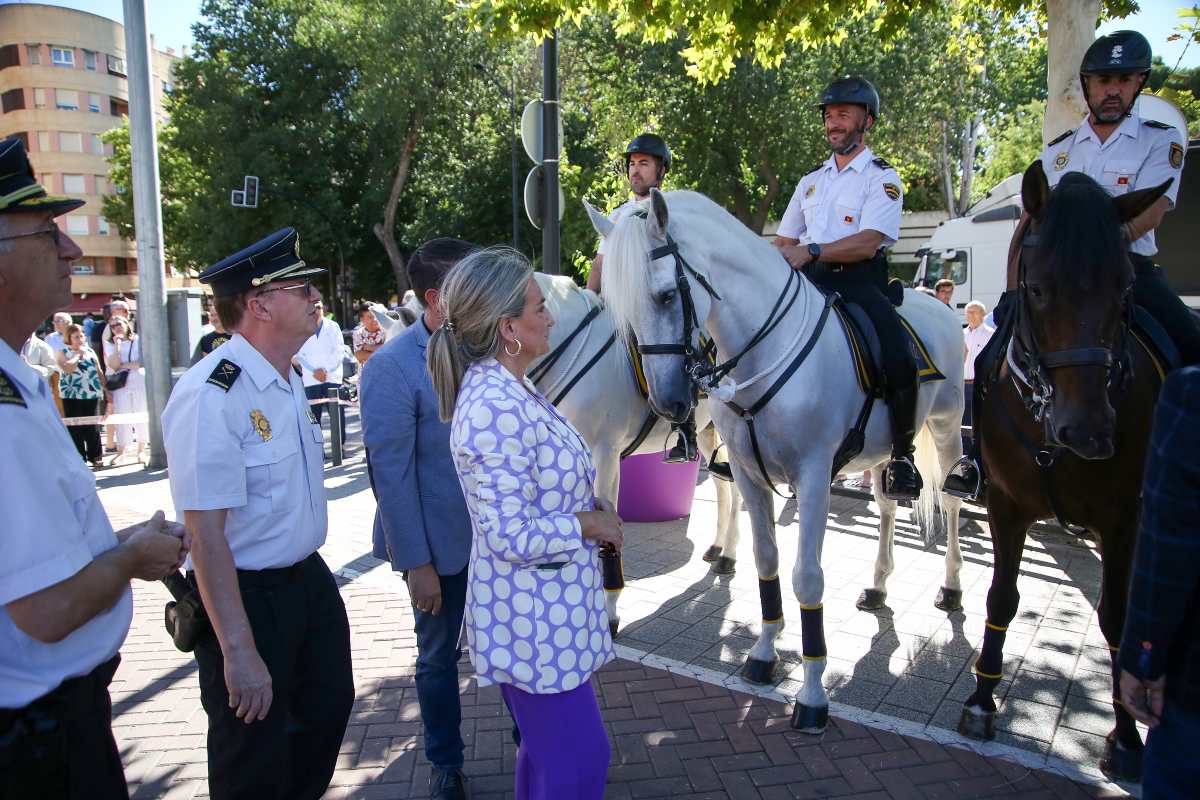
[
  {"x1": 1039, "y1": 113, "x2": 1185, "y2": 256},
  {"x1": 778, "y1": 147, "x2": 903, "y2": 248},
  {"x1": 0, "y1": 340, "x2": 131, "y2": 708},
  {"x1": 596, "y1": 198, "x2": 645, "y2": 256},
  {"x1": 162, "y1": 334, "x2": 328, "y2": 570}
]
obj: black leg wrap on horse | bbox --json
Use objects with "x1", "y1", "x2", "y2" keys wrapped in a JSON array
[
  {"x1": 601, "y1": 549, "x2": 625, "y2": 591},
  {"x1": 800, "y1": 606, "x2": 827, "y2": 660},
  {"x1": 759, "y1": 577, "x2": 783, "y2": 624},
  {"x1": 974, "y1": 622, "x2": 1006, "y2": 682}
]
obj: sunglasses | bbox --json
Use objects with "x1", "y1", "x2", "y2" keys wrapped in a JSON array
[
  {"x1": 0, "y1": 226, "x2": 61, "y2": 246},
  {"x1": 256, "y1": 280, "x2": 315, "y2": 299}
]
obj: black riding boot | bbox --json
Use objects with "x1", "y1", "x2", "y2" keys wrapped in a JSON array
[
  {"x1": 665, "y1": 418, "x2": 699, "y2": 463},
  {"x1": 883, "y1": 383, "x2": 922, "y2": 501}
]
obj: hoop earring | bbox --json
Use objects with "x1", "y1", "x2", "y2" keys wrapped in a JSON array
[{"x1": 504, "y1": 338, "x2": 523, "y2": 357}]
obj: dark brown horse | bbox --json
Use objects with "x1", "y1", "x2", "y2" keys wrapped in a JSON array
[{"x1": 957, "y1": 160, "x2": 1172, "y2": 782}]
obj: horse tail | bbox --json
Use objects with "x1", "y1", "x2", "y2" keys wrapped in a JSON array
[{"x1": 913, "y1": 424, "x2": 943, "y2": 547}]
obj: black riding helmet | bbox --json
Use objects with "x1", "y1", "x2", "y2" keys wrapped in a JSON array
[
  {"x1": 1080, "y1": 30, "x2": 1152, "y2": 75},
  {"x1": 624, "y1": 133, "x2": 672, "y2": 173},
  {"x1": 817, "y1": 77, "x2": 880, "y2": 121}
]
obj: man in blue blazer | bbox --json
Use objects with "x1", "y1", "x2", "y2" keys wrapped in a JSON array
[{"x1": 360, "y1": 238, "x2": 478, "y2": 800}]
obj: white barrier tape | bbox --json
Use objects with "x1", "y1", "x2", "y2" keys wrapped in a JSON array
[
  {"x1": 62, "y1": 412, "x2": 149, "y2": 427},
  {"x1": 308, "y1": 397, "x2": 356, "y2": 407}
]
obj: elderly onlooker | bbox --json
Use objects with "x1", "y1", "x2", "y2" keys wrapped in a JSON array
[
  {"x1": 962, "y1": 300, "x2": 994, "y2": 444},
  {"x1": 57, "y1": 323, "x2": 104, "y2": 466},
  {"x1": 294, "y1": 299, "x2": 345, "y2": 435},
  {"x1": 20, "y1": 332, "x2": 58, "y2": 383},
  {"x1": 352, "y1": 302, "x2": 386, "y2": 366},
  {"x1": 45, "y1": 311, "x2": 71, "y2": 353},
  {"x1": 934, "y1": 278, "x2": 955, "y2": 305},
  {"x1": 1118, "y1": 366, "x2": 1200, "y2": 798},
  {"x1": 427, "y1": 248, "x2": 622, "y2": 800},
  {"x1": 103, "y1": 316, "x2": 148, "y2": 463}
]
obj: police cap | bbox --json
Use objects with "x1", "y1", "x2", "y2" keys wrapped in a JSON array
[
  {"x1": 624, "y1": 133, "x2": 672, "y2": 172},
  {"x1": 817, "y1": 77, "x2": 880, "y2": 120},
  {"x1": 1080, "y1": 31, "x2": 1152, "y2": 75},
  {"x1": 0, "y1": 136, "x2": 85, "y2": 217},
  {"x1": 199, "y1": 227, "x2": 326, "y2": 298}
]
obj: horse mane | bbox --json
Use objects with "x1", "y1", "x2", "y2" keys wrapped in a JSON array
[
  {"x1": 602, "y1": 196, "x2": 655, "y2": 351},
  {"x1": 1037, "y1": 172, "x2": 1127, "y2": 294}
]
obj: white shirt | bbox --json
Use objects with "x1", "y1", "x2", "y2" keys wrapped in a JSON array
[
  {"x1": 778, "y1": 146, "x2": 903, "y2": 247},
  {"x1": 0, "y1": 339, "x2": 131, "y2": 707},
  {"x1": 1039, "y1": 113, "x2": 1185, "y2": 256},
  {"x1": 963, "y1": 323, "x2": 994, "y2": 381},
  {"x1": 45, "y1": 331, "x2": 64, "y2": 353},
  {"x1": 294, "y1": 318, "x2": 344, "y2": 387},
  {"x1": 162, "y1": 334, "x2": 328, "y2": 570},
  {"x1": 20, "y1": 335, "x2": 58, "y2": 381},
  {"x1": 596, "y1": 198, "x2": 644, "y2": 255}
]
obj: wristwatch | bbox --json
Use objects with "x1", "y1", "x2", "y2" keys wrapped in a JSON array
[{"x1": 807, "y1": 243, "x2": 822, "y2": 262}]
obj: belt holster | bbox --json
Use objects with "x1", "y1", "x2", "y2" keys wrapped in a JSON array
[{"x1": 163, "y1": 571, "x2": 209, "y2": 652}]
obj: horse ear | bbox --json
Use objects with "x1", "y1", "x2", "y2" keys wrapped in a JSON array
[
  {"x1": 648, "y1": 188, "x2": 669, "y2": 238},
  {"x1": 1021, "y1": 159, "x2": 1050, "y2": 219},
  {"x1": 1113, "y1": 177, "x2": 1174, "y2": 223},
  {"x1": 583, "y1": 199, "x2": 615, "y2": 239}
]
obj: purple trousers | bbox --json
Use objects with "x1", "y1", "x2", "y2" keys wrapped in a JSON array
[{"x1": 500, "y1": 681, "x2": 610, "y2": 800}]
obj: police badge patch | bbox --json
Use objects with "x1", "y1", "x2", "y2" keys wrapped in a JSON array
[
  {"x1": 1170, "y1": 142, "x2": 1184, "y2": 169},
  {"x1": 1053, "y1": 152, "x2": 1069, "y2": 170},
  {"x1": 250, "y1": 409, "x2": 272, "y2": 441},
  {"x1": 882, "y1": 183, "x2": 900, "y2": 201},
  {"x1": 206, "y1": 359, "x2": 241, "y2": 391},
  {"x1": 0, "y1": 368, "x2": 26, "y2": 407},
  {"x1": 804, "y1": 184, "x2": 816, "y2": 199}
]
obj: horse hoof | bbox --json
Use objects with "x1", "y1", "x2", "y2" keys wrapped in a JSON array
[
  {"x1": 957, "y1": 706, "x2": 996, "y2": 740},
  {"x1": 609, "y1": 621, "x2": 620, "y2": 640},
  {"x1": 702, "y1": 545, "x2": 723, "y2": 563},
  {"x1": 790, "y1": 703, "x2": 829, "y2": 734},
  {"x1": 934, "y1": 587, "x2": 963, "y2": 612},
  {"x1": 856, "y1": 588, "x2": 887, "y2": 611},
  {"x1": 710, "y1": 556, "x2": 737, "y2": 575},
  {"x1": 741, "y1": 657, "x2": 778, "y2": 685},
  {"x1": 1099, "y1": 732, "x2": 1143, "y2": 783}
]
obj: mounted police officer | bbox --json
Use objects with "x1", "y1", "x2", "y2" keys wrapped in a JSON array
[
  {"x1": 162, "y1": 228, "x2": 354, "y2": 800},
  {"x1": 944, "y1": 30, "x2": 1197, "y2": 499},
  {"x1": 0, "y1": 135, "x2": 187, "y2": 799},
  {"x1": 774, "y1": 77, "x2": 923, "y2": 500}
]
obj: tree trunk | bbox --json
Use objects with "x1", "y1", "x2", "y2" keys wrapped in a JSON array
[
  {"x1": 941, "y1": 122, "x2": 958, "y2": 217},
  {"x1": 749, "y1": 147, "x2": 781, "y2": 235},
  {"x1": 372, "y1": 113, "x2": 424, "y2": 296},
  {"x1": 957, "y1": 113, "x2": 980, "y2": 213},
  {"x1": 1045, "y1": 0, "x2": 1100, "y2": 145}
]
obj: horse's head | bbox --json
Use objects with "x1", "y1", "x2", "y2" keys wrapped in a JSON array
[
  {"x1": 1017, "y1": 159, "x2": 1171, "y2": 459},
  {"x1": 585, "y1": 189, "x2": 720, "y2": 423}
]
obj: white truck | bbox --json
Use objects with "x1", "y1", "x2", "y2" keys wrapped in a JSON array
[{"x1": 914, "y1": 95, "x2": 1199, "y2": 312}]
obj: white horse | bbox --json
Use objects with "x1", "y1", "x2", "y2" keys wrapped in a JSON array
[
  {"x1": 589, "y1": 189, "x2": 965, "y2": 732},
  {"x1": 372, "y1": 275, "x2": 742, "y2": 635}
]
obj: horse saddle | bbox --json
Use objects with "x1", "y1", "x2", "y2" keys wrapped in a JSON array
[{"x1": 832, "y1": 299, "x2": 946, "y2": 397}]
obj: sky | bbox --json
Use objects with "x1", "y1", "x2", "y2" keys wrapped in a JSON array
[{"x1": 2, "y1": 0, "x2": 1197, "y2": 68}]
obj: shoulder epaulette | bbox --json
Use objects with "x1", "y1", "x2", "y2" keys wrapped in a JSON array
[
  {"x1": 1047, "y1": 129, "x2": 1075, "y2": 146},
  {"x1": 1144, "y1": 119, "x2": 1172, "y2": 130},
  {"x1": 872, "y1": 157, "x2": 895, "y2": 171},
  {"x1": 0, "y1": 368, "x2": 26, "y2": 408},
  {"x1": 206, "y1": 359, "x2": 242, "y2": 392}
]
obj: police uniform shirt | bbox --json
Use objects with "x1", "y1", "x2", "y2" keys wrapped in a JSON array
[
  {"x1": 778, "y1": 147, "x2": 903, "y2": 248},
  {"x1": 0, "y1": 339, "x2": 131, "y2": 708},
  {"x1": 596, "y1": 198, "x2": 645, "y2": 255},
  {"x1": 1040, "y1": 113, "x2": 1185, "y2": 256},
  {"x1": 162, "y1": 333, "x2": 328, "y2": 570}
]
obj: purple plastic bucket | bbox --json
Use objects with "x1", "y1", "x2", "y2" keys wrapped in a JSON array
[{"x1": 617, "y1": 451, "x2": 702, "y2": 522}]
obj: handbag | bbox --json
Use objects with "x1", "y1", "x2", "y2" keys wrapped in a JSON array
[{"x1": 104, "y1": 340, "x2": 131, "y2": 390}]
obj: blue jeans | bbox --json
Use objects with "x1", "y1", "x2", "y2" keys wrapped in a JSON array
[
  {"x1": 1144, "y1": 702, "x2": 1200, "y2": 799},
  {"x1": 410, "y1": 566, "x2": 468, "y2": 770}
]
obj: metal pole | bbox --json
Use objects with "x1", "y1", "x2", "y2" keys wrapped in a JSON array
[
  {"x1": 325, "y1": 386, "x2": 343, "y2": 466},
  {"x1": 510, "y1": 65, "x2": 520, "y2": 250},
  {"x1": 541, "y1": 32, "x2": 560, "y2": 275},
  {"x1": 121, "y1": 0, "x2": 170, "y2": 470}
]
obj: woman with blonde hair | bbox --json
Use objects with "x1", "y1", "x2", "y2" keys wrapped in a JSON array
[
  {"x1": 427, "y1": 247, "x2": 622, "y2": 800},
  {"x1": 102, "y1": 315, "x2": 148, "y2": 463}
]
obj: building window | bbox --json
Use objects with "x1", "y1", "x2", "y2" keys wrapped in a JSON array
[
  {"x1": 83, "y1": 50, "x2": 97, "y2": 71},
  {"x1": 62, "y1": 174, "x2": 85, "y2": 194},
  {"x1": 89, "y1": 133, "x2": 103, "y2": 155},
  {"x1": 114, "y1": 257, "x2": 130, "y2": 275},
  {"x1": 55, "y1": 89, "x2": 79, "y2": 111},
  {"x1": 33, "y1": 88, "x2": 46, "y2": 109},
  {"x1": 161, "y1": 79, "x2": 174, "y2": 95},
  {"x1": 26, "y1": 45, "x2": 41, "y2": 66},
  {"x1": 1, "y1": 89, "x2": 25, "y2": 113},
  {"x1": 88, "y1": 93, "x2": 101, "y2": 113},
  {"x1": 72, "y1": 261, "x2": 96, "y2": 275},
  {"x1": 50, "y1": 47, "x2": 75, "y2": 68},
  {"x1": 97, "y1": 217, "x2": 110, "y2": 236},
  {"x1": 37, "y1": 131, "x2": 50, "y2": 151},
  {"x1": 59, "y1": 132, "x2": 82, "y2": 152},
  {"x1": 109, "y1": 97, "x2": 128, "y2": 117},
  {"x1": 106, "y1": 54, "x2": 126, "y2": 77},
  {"x1": 0, "y1": 45, "x2": 18, "y2": 70},
  {"x1": 95, "y1": 176, "x2": 108, "y2": 194},
  {"x1": 65, "y1": 215, "x2": 89, "y2": 236}
]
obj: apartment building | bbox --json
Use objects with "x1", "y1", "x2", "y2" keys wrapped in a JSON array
[{"x1": 0, "y1": 3, "x2": 192, "y2": 313}]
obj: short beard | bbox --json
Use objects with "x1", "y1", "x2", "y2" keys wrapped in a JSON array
[
  {"x1": 1088, "y1": 97, "x2": 1130, "y2": 124},
  {"x1": 828, "y1": 124, "x2": 866, "y2": 156}
]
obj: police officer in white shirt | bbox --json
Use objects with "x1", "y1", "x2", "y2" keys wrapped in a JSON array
[
  {"x1": 945, "y1": 30, "x2": 1197, "y2": 499},
  {"x1": 773, "y1": 77, "x2": 922, "y2": 500},
  {"x1": 161, "y1": 227, "x2": 354, "y2": 800},
  {"x1": 0, "y1": 135, "x2": 185, "y2": 799}
]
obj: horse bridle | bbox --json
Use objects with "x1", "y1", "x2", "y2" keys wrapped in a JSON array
[{"x1": 1011, "y1": 229, "x2": 1134, "y2": 430}]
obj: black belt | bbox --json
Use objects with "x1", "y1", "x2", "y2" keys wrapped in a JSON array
[
  {"x1": 814, "y1": 252, "x2": 886, "y2": 273},
  {"x1": 1128, "y1": 252, "x2": 1156, "y2": 274},
  {"x1": 189, "y1": 552, "x2": 314, "y2": 592},
  {"x1": 0, "y1": 655, "x2": 120, "y2": 730}
]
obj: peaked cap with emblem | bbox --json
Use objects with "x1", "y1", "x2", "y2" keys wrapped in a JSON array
[
  {"x1": 199, "y1": 227, "x2": 327, "y2": 297},
  {"x1": 0, "y1": 136, "x2": 86, "y2": 216}
]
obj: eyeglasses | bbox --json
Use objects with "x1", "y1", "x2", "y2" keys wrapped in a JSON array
[
  {"x1": 256, "y1": 280, "x2": 314, "y2": 298},
  {"x1": 0, "y1": 226, "x2": 61, "y2": 246}
]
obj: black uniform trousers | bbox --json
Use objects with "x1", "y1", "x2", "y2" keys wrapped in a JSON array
[
  {"x1": 192, "y1": 552, "x2": 354, "y2": 800},
  {"x1": 1129, "y1": 254, "x2": 1200, "y2": 366},
  {"x1": 0, "y1": 656, "x2": 127, "y2": 800},
  {"x1": 809, "y1": 255, "x2": 917, "y2": 394}
]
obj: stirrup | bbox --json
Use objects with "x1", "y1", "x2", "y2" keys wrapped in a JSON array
[
  {"x1": 664, "y1": 436, "x2": 697, "y2": 464},
  {"x1": 942, "y1": 456, "x2": 982, "y2": 501}
]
